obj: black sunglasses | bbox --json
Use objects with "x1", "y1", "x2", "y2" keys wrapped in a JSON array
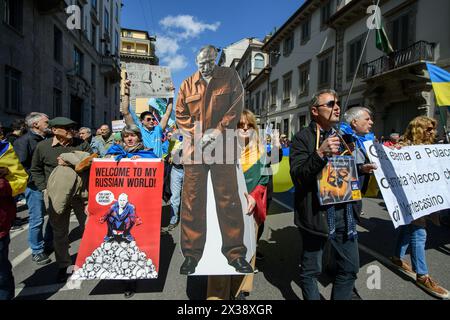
[
  {"x1": 317, "y1": 100, "x2": 340, "y2": 108},
  {"x1": 144, "y1": 117, "x2": 155, "y2": 122}
]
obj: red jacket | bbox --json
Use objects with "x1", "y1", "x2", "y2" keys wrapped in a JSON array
[{"x1": 0, "y1": 178, "x2": 16, "y2": 238}]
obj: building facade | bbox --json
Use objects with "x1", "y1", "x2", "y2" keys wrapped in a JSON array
[
  {"x1": 257, "y1": 0, "x2": 449, "y2": 138},
  {"x1": 0, "y1": 0, "x2": 122, "y2": 129},
  {"x1": 120, "y1": 27, "x2": 158, "y2": 115}
]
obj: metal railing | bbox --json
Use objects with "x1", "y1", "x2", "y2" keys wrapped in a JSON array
[{"x1": 362, "y1": 40, "x2": 435, "y2": 79}]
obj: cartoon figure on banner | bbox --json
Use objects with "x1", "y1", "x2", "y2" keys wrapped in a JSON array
[{"x1": 100, "y1": 193, "x2": 142, "y2": 243}]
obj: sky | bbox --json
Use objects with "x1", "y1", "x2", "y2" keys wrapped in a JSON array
[{"x1": 121, "y1": 0, "x2": 305, "y2": 90}]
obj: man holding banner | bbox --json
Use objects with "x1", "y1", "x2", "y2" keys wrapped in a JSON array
[{"x1": 290, "y1": 89, "x2": 376, "y2": 300}]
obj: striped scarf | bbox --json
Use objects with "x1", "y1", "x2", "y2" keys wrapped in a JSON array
[{"x1": 326, "y1": 204, "x2": 357, "y2": 241}]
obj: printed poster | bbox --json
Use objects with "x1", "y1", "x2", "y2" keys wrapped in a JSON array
[
  {"x1": 125, "y1": 64, "x2": 174, "y2": 99},
  {"x1": 317, "y1": 156, "x2": 361, "y2": 205},
  {"x1": 71, "y1": 158, "x2": 164, "y2": 280}
]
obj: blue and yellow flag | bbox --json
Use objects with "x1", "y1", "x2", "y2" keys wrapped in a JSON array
[
  {"x1": 0, "y1": 141, "x2": 28, "y2": 196},
  {"x1": 426, "y1": 63, "x2": 450, "y2": 106}
]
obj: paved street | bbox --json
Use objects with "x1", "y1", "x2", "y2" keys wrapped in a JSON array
[{"x1": 8, "y1": 194, "x2": 450, "y2": 300}]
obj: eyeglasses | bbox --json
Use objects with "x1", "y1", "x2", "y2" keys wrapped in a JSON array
[
  {"x1": 316, "y1": 100, "x2": 340, "y2": 108},
  {"x1": 426, "y1": 127, "x2": 435, "y2": 132},
  {"x1": 144, "y1": 117, "x2": 155, "y2": 122},
  {"x1": 238, "y1": 123, "x2": 255, "y2": 129}
]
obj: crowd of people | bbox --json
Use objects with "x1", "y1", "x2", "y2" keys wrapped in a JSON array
[{"x1": 0, "y1": 46, "x2": 449, "y2": 301}]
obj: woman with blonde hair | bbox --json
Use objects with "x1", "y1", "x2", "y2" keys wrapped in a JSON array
[{"x1": 391, "y1": 116, "x2": 448, "y2": 299}]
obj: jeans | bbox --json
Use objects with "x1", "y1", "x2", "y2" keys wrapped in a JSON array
[
  {"x1": 299, "y1": 208, "x2": 359, "y2": 300},
  {"x1": 169, "y1": 166, "x2": 184, "y2": 225},
  {"x1": 25, "y1": 186, "x2": 53, "y2": 255},
  {"x1": 394, "y1": 224, "x2": 428, "y2": 275},
  {"x1": 0, "y1": 235, "x2": 14, "y2": 300}
]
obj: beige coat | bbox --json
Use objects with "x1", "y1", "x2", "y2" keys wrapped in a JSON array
[{"x1": 46, "y1": 151, "x2": 91, "y2": 214}]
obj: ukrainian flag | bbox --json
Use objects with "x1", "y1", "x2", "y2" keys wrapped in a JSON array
[
  {"x1": 0, "y1": 141, "x2": 28, "y2": 196},
  {"x1": 426, "y1": 63, "x2": 450, "y2": 106}
]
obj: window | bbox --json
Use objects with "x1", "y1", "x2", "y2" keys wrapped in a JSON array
[
  {"x1": 392, "y1": 13, "x2": 410, "y2": 50},
  {"x1": 91, "y1": 105, "x2": 96, "y2": 128},
  {"x1": 301, "y1": 18, "x2": 311, "y2": 44},
  {"x1": 4, "y1": 0, "x2": 23, "y2": 32},
  {"x1": 115, "y1": 86, "x2": 118, "y2": 105},
  {"x1": 92, "y1": 0, "x2": 97, "y2": 11},
  {"x1": 91, "y1": 23, "x2": 96, "y2": 47},
  {"x1": 261, "y1": 90, "x2": 267, "y2": 111},
  {"x1": 270, "y1": 80, "x2": 278, "y2": 106},
  {"x1": 299, "y1": 115, "x2": 307, "y2": 129},
  {"x1": 115, "y1": 3, "x2": 119, "y2": 23},
  {"x1": 73, "y1": 47, "x2": 84, "y2": 77},
  {"x1": 91, "y1": 64, "x2": 96, "y2": 87},
  {"x1": 298, "y1": 61, "x2": 310, "y2": 96},
  {"x1": 53, "y1": 88, "x2": 62, "y2": 116},
  {"x1": 255, "y1": 91, "x2": 260, "y2": 115},
  {"x1": 283, "y1": 119, "x2": 289, "y2": 137},
  {"x1": 270, "y1": 45, "x2": 280, "y2": 66},
  {"x1": 283, "y1": 33, "x2": 294, "y2": 56},
  {"x1": 4, "y1": 66, "x2": 22, "y2": 113},
  {"x1": 104, "y1": 8, "x2": 110, "y2": 35},
  {"x1": 318, "y1": 51, "x2": 332, "y2": 87},
  {"x1": 254, "y1": 54, "x2": 264, "y2": 69},
  {"x1": 347, "y1": 34, "x2": 365, "y2": 79},
  {"x1": 104, "y1": 77, "x2": 108, "y2": 97},
  {"x1": 283, "y1": 72, "x2": 292, "y2": 102},
  {"x1": 321, "y1": 1, "x2": 331, "y2": 27},
  {"x1": 54, "y1": 26, "x2": 63, "y2": 64},
  {"x1": 250, "y1": 98, "x2": 254, "y2": 111},
  {"x1": 77, "y1": 1, "x2": 84, "y2": 31},
  {"x1": 115, "y1": 30, "x2": 119, "y2": 54}
]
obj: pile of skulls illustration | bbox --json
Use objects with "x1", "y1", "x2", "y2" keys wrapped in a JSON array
[{"x1": 71, "y1": 241, "x2": 158, "y2": 280}]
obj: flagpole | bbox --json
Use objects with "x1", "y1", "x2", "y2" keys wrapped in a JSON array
[
  {"x1": 437, "y1": 106, "x2": 449, "y2": 143},
  {"x1": 340, "y1": 0, "x2": 381, "y2": 118}
]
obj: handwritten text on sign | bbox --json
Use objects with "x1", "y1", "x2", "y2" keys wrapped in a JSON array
[{"x1": 364, "y1": 142, "x2": 450, "y2": 228}]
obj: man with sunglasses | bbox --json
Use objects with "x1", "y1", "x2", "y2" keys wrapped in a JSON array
[
  {"x1": 290, "y1": 89, "x2": 372, "y2": 300},
  {"x1": 30, "y1": 117, "x2": 92, "y2": 282},
  {"x1": 121, "y1": 81, "x2": 174, "y2": 158}
]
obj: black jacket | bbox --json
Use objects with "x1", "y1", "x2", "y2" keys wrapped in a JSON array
[
  {"x1": 289, "y1": 121, "x2": 362, "y2": 237},
  {"x1": 13, "y1": 130, "x2": 46, "y2": 187}
]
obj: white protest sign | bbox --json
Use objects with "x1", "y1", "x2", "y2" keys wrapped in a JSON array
[
  {"x1": 364, "y1": 141, "x2": 450, "y2": 228},
  {"x1": 111, "y1": 119, "x2": 125, "y2": 133},
  {"x1": 125, "y1": 64, "x2": 174, "y2": 99}
]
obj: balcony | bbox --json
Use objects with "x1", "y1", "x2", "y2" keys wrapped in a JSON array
[
  {"x1": 100, "y1": 56, "x2": 121, "y2": 82},
  {"x1": 362, "y1": 41, "x2": 435, "y2": 80}
]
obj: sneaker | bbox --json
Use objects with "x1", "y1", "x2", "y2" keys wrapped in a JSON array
[
  {"x1": 416, "y1": 275, "x2": 449, "y2": 299},
  {"x1": 390, "y1": 256, "x2": 416, "y2": 279},
  {"x1": 31, "y1": 253, "x2": 51, "y2": 266}
]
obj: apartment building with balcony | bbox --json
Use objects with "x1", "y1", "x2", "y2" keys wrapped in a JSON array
[
  {"x1": 0, "y1": 0, "x2": 122, "y2": 128},
  {"x1": 119, "y1": 28, "x2": 158, "y2": 114},
  {"x1": 329, "y1": 0, "x2": 450, "y2": 136},
  {"x1": 257, "y1": 0, "x2": 449, "y2": 138}
]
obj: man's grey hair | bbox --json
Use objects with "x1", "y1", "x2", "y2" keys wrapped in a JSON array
[
  {"x1": 25, "y1": 112, "x2": 48, "y2": 129},
  {"x1": 79, "y1": 127, "x2": 91, "y2": 135},
  {"x1": 121, "y1": 124, "x2": 142, "y2": 142},
  {"x1": 343, "y1": 106, "x2": 372, "y2": 124},
  {"x1": 309, "y1": 89, "x2": 338, "y2": 110},
  {"x1": 197, "y1": 45, "x2": 219, "y2": 58}
]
